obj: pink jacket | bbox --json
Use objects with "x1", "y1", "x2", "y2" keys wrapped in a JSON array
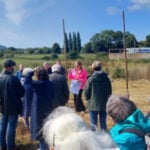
[{"x1": 68, "y1": 68, "x2": 88, "y2": 89}]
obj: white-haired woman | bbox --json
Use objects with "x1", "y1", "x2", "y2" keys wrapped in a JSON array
[
  {"x1": 106, "y1": 95, "x2": 150, "y2": 150},
  {"x1": 21, "y1": 68, "x2": 34, "y2": 129},
  {"x1": 43, "y1": 106, "x2": 119, "y2": 150}
]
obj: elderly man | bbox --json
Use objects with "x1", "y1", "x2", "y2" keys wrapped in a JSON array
[
  {"x1": 49, "y1": 64, "x2": 69, "y2": 109},
  {"x1": 0, "y1": 59, "x2": 25, "y2": 150},
  {"x1": 43, "y1": 62, "x2": 52, "y2": 74}
]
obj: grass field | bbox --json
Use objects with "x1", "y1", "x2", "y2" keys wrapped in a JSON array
[
  {"x1": 0, "y1": 53, "x2": 149, "y2": 149},
  {"x1": 15, "y1": 79, "x2": 150, "y2": 150}
]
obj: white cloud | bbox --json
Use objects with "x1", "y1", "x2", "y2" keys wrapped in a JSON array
[
  {"x1": 128, "y1": 0, "x2": 150, "y2": 11},
  {"x1": 1, "y1": 0, "x2": 30, "y2": 25},
  {"x1": 106, "y1": 6, "x2": 120, "y2": 15},
  {"x1": 1, "y1": 0, "x2": 56, "y2": 25}
]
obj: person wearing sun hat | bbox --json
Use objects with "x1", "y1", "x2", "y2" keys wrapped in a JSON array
[{"x1": 0, "y1": 59, "x2": 25, "y2": 150}]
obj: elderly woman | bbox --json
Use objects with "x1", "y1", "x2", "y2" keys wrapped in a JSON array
[
  {"x1": 27, "y1": 67, "x2": 54, "y2": 150},
  {"x1": 21, "y1": 68, "x2": 34, "y2": 129},
  {"x1": 106, "y1": 95, "x2": 150, "y2": 150},
  {"x1": 43, "y1": 106, "x2": 119, "y2": 150}
]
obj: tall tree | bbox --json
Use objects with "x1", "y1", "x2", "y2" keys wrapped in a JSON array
[
  {"x1": 51, "y1": 43, "x2": 61, "y2": 54},
  {"x1": 100, "y1": 30, "x2": 115, "y2": 49},
  {"x1": 76, "y1": 32, "x2": 81, "y2": 52},
  {"x1": 64, "y1": 32, "x2": 69, "y2": 53},
  {"x1": 125, "y1": 32, "x2": 137, "y2": 48},
  {"x1": 113, "y1": 31, "x2": 123, "y2": 48},
  {"x1": 72, "y1": 32, "x2": 77, "y2": 51},
  {"x1": 145, "y1": 35, "x2": 150, "y2": 47},
  {"x1": 82, "y1": 42, "x2": 93, "y2": 53},
  {"x1": 68, "y1": 32, "x2": 72, "y2": 51}
]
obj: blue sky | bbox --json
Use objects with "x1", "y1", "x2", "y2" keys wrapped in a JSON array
[{"x1": 0, "y1": 0, "x2": 150, "y2": 48}]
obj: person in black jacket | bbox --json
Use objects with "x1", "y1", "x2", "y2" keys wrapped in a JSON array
[
  {"x1": 49, "y1": 64, "x2": 69, "y2": 109},
  {"x1": 0, "y1": 59, "x2": 25, "y2": 150},
  {"x1": 28, "y1": 67, "x2": 54, "y2": 150}
]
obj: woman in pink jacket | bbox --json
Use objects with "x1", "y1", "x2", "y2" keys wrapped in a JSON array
[{"x1": 68, "y1": 61, "x2": 88, "y2": 112}]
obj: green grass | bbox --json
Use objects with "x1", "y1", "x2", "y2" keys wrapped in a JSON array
[{"x1": 0, "y1": 53, "x2": 150, "y2": 80}]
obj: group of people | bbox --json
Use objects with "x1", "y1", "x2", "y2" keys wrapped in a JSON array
[
  {"x1": 0, "y1": 58, "x2": 150, "y2": 150},
  {"x1": 0, "y1": 59, "x2": 69, "y2": 150}
]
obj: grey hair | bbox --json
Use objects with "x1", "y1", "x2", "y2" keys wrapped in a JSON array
[
  {"x1": 106, "y1": 95, "x2": 137, "y2": 123},
  {"x1": 43, "y1": 106, "x2": 119, "y2": 150},
  {"x1": 51, "y1": 64, "x2": 62, "y2": 73},
  {"x1": 91, "y1": 61, "x2": 102, "y2": 71},
  {"x1": 43, "y1": 62, "x2": 48, "y2": 65}
]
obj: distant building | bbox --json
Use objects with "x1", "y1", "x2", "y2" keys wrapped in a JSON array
[
  {"x1": 109, "y1": 47, "x2": 150, "y2": 59},
  {"x1": 126, "y1": 47, "x2": 150, "y2": 54}
]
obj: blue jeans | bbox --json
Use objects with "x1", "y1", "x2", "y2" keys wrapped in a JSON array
[
  {"x1": 0, "y1": 114, "x2": 18, "y2": 150},
  {"x1": 39, "y1": 138, "x2": 49, "y2": 150},
  {"x1": 90, "y1": 110, "x2": 107, "y2": 130}
]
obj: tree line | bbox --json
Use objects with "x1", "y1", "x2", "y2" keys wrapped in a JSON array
[{"x1": 1, "y1": 29, "x2": 150, "y2": 56}]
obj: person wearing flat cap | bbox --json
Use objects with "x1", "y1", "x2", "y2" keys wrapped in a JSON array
[
  {"x1": 2, "y1": 59, "x2": 16, "y2": 68},
  {"x1": 0, "y1": 59, "x2": 25, "y2": 150}
]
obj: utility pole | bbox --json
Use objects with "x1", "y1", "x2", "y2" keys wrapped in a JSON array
[
  {"x1": 63, "y1": 19, "x2": 67, "y2": 73},
  {"x1": 122, "y1": 11, "x2": 129, "y2": 98},
  {"x1": 63, "y1": 19, "x2": 69, "y2": 107}
]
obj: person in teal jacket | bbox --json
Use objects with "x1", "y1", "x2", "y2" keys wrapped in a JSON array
[{"x1": 106, "y1": 94, "x2": 150, "y2": 150}]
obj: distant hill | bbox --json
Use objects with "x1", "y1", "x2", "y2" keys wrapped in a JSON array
[{"x1": 0, "y1": 45, "x2": 7, "y2": 50}]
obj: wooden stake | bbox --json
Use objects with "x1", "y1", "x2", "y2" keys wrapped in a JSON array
[{"x1": 122, "y1": 11, "x2": 129, "y2": 98}]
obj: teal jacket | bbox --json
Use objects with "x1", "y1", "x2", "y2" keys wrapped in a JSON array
[{"x1": 110, "y1": 109, "x2": 150, "y2": 150}]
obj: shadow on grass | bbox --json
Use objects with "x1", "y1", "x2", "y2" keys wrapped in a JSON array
[{"x1": 16, "y1": 141, "x2": 38, "y2": 150}]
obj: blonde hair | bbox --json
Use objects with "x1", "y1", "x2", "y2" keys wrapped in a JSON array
[{"x1": 92, "y1": 61, "x2": 102, "y2": 71}]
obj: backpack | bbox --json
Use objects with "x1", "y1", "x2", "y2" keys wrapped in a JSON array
[{"x1": 119, "y1": 128, "x2": 150, "y2": 150}]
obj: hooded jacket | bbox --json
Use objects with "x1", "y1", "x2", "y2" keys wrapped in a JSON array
[
  {"x1": 110, "y1": 109, "x2": 150, "y2": 150},
  {"x1": 84, "y1": 71, "x2": 112, "y2": 111}
]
